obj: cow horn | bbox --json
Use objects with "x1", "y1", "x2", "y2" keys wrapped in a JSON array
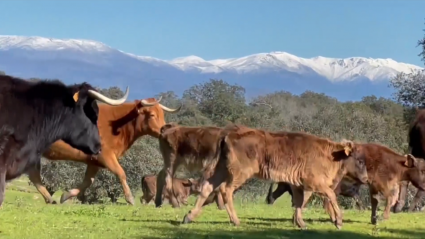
[
  {"x1": 159, "y1": 104, "x2": 182, "y2": 113},
  {"x1": 140, "y1": 96, "x2": 182, "y2": 112},
  {"x1": 88, "y1": 86, "x2": 129, "y2": 106},
  {"x1": 141, "y1": 96, "x2": 163, "y2": 106}
]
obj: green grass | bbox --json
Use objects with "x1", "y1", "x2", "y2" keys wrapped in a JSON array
[{"x1": 1, "y1": 178, "x2": 425, "y2": 239}]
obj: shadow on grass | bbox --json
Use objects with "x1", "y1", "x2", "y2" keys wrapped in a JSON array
[
  {"x1": 244, "y1": 217, "x2": 364, "y2": 224},
  {"x1": 137, "y1": 227, "x2": 425, "y2": 239},
  {"x1": 119, "y1": 218, "x2": 274, "y2": 226}
]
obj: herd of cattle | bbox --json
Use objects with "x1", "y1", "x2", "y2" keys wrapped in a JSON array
[{"x1": 2, "y1": 74, "x2": 425, "y2": 230}]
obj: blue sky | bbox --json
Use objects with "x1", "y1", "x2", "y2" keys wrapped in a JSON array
[{"x1": 1, "y1": 0, "x2": 424, "y2": 66}]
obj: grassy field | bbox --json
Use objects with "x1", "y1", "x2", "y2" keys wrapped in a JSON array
[{"x1": 1, "y1": 177, "x2": 425, "y2": 239}]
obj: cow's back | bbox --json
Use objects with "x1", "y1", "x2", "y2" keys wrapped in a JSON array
[{"x1": 223, "y1": 129, "x2": 343, "y2": 187}]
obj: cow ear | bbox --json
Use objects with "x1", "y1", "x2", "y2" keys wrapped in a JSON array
[
  {"x1": 187, "y1": 178, "x2": 194, "y2": 185},
  {"x1": 73, "y1": 91, "x2": 80, "y2": 103},
  {"x1": 342, "y1": 139, "x2": 354, "y2": 156},
  {"x1": 404, "y1": 154, "x2": 418, "y2": 168},
  {"x1": 134, "y1": 100, "x2": 143, "y2": 113},
  {"x1": 334, "y1": 139, "x2": 354, "y2": 156}
]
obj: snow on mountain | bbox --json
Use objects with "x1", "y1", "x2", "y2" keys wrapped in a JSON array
[
  {"x1": 0, "y1": 35, "x2": 423, "y2": 101},
  {"x1": 0, "y1": 35, "x2": 113, "y2": 52},
  {"x1": 170, "y1": 51, "x2": 422, "y2": 82}
]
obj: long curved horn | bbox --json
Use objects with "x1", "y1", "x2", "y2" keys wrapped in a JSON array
[
  {"x1": 159, "y1": 104, "x2": 182, "y2": 113},
  {"x1": 88, "y1": 86, "x2": 129, "y2": 106},
  {"x1": 141, "y1": 96, "x2": 163, "y2": 106},
  {"x1": 140, "y1": 96, "x2": 181, "y2": 112}
]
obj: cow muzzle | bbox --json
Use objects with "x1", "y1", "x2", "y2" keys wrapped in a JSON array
[{"x1": 91, "y1": 149, "x2": 101, "y2": 159}]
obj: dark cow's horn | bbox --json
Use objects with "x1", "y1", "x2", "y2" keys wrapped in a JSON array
[{"x1": 88, "y1": 86, "x2": 129, "y2": 106}]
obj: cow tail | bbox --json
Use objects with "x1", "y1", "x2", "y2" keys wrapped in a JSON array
[
  {"x1": 216, "y1": 134, "x2": 234, "y2": 180},
  {"x1": 217, "y1": 135, "x2": 229, "y2": 167}
]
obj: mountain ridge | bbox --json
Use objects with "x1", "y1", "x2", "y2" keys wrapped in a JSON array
[{"x1": 0, "y1": 35, "x2": 423, "y2": 101}]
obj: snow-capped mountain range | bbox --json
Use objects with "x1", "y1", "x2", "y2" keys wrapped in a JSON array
[{"x1": 0, "y1": 35, "x2": 423, "y2": 101}]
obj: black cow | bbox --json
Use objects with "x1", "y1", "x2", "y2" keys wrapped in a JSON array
[
  {"x1": 394, "y1": 109, "x2": 425, "y2": 213},
  {"x1": 0, "y1": 74, "x2": 129, "y2": 207}
]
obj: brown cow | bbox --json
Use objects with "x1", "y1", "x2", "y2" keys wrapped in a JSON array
[
  {"x1": 29, "y1": 96, "x2": 181, "y2": 205},
  {"x1": 266, "y1": 179, "x2": 365, "y2": 210},
  {"x1": 155, "y1": 123, "x2": 234, "y2": 209},
  {"x1": 181, "y1": 124, "x2": 368, "y2": 230},
  {"x1": 140, "y1": 174, "x2": 200, "y2": 207},
  {"x1": 322, "y1": 143, "x2": 425, "y2": 225},
  {"x1": 394, "y1": 109, "x2": 425, "y2": 213}
]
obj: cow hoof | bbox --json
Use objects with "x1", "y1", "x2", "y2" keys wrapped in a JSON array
[
  {"x1": 335, "y1": 222, "x2": 342, "y2": 230},
  {"x1": 393, "y1": 205, "x2": 403, "y2": 213},
  {"x1": 60, "y1": 192, "x2": 71, "y2": 204},
  {"x1": 231, "y1": 219, "x2": 240, "y2": 226},
  {"x1": 125, "y1": 196, "x2": 135, "y2": 206},
  {"x1": 154, "y1": 199, "x2": 162, "y2": 208},
  {"x1": 51, "y1": 201, "x2": 57, "y2": 204},
  {"x1": 182, "y1": 215, "x2": 192, "y2": 224},
  {"x1": 334, "y1": 220, "x2": 343, "y2": 230},
  {"x1": 371, "y1": 217, "x2": 378, "y2": 225}
]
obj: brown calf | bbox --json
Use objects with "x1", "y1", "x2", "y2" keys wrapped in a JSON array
[
  {"x1": 182, "y1": 124, "x2": 368, "y2": 230},
  {"x1": 33, "y1": 97, "x2": 181, "y2": 205},
  {"x1": 322, "y1": 143, "x2": 425, "y2": 225},
  {"x1": 155, "y1": 123, "x2": 231, "y2": 209},
  {"x1": 394, "y1": 109, "x2": 425, "y2": 213},
  {"x1": 140, "y1": 174, "x2": 200, "y2": 206}
]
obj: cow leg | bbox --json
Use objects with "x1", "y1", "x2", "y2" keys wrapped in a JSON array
[
  {"x1": 101, "y1": 157, "x2": 135, "y2": 205},
  {"x1": 321, "y1": 186, "x2": 343, "y2": 229},
  {"x1": 290, "y1": 186, "x2": 312, "y2": 230},
  {"x1": 27, "y1": 167, "x2": 56, "y2": 204},
  {"x1": 267, "y1": 182, "x2": 292, "y2": 206},
  {"x1": 0, "y1": 170, "x2": 5, "y2": 208},
  {"x1": 140, "y1": 192, "x2": 154, "y2": 205},
  {"x1": 370, "y1": 187, "x2": 380, "y2": 225},
  {"x1": 353, "y1": 194, "x2": 365, "y2": 211},
  {"x1": 182, "y1": 171, "x2": 227, "y2": 224},
  {"x1": 266, "y1": 183, "x2": 276, "y2": 205},
  {"x1": 408, "y1": 189, "x2": 425, "y2": 212},
  {"x1": 323, "y1": 197, "x2": 337, "y2": 223},
  {"x1": 155, "y1": 169, "x2": 167, "y2": 207},
  {"x1": 155, "y1": 153, "x2": 179, "y2": 208},
  {"x1": 155, "y1": 167, "x2": 179, "y2": 208},
  {"x1": 200, "y1": 191, "x2": 224, "y2": 210},
  {"x1": 383, "y1": 185, "x2": 399, "y2": 221},
  {"x1": 60, "y1": 164, "x2": 99, "y2": 204},
  {"x1": 215, "y1": 191, "x2": 225, "y2": 210},
  {"x1": 220, "y1": 183, "x2": 242, "y2": 226},
  {"x1": 393, "y1": 181, "x2": 409, "y2": 213},
  {"x1": 219, "y1": 180, "x2": 246, "y2": 226}
]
